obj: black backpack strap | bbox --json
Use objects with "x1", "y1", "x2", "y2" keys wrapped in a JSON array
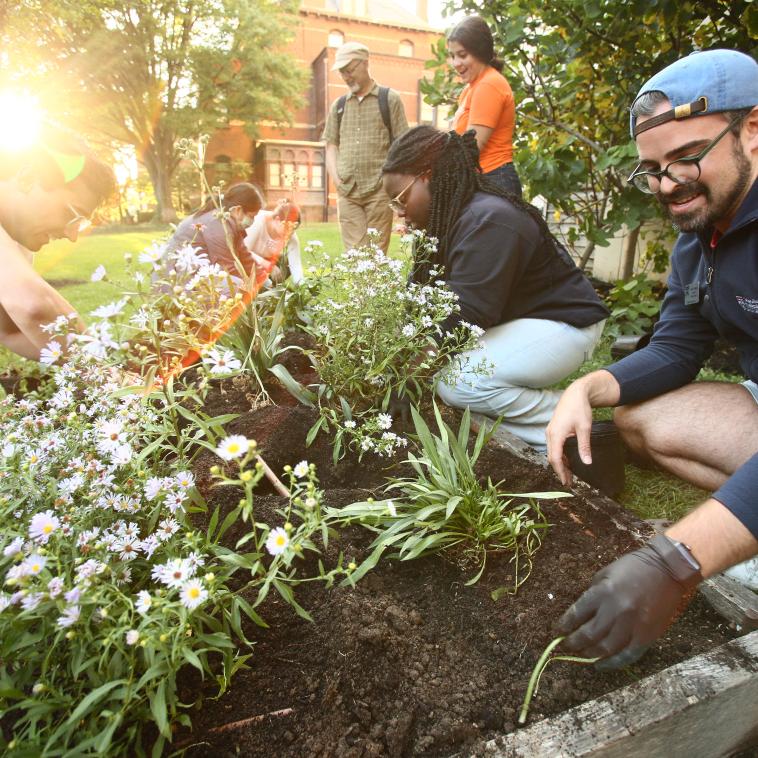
[
  {"x1": 335, "y1": 94, "x2": 348, "y2": 139},
  {"x1": 378, "y1": 86, "x2": 393, "y2": 143}
]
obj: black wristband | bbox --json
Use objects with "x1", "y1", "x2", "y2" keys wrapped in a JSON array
[{"x1": 648, "y1": 534, "x2": 704, "y2": 587}]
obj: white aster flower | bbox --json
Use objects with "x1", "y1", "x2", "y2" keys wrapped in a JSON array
[
  {"x1": 114, "y1": 536, "x2": 141, "y2": 562},
  {"x1": 91, "y1": 265, "x2": 107, "y2": 282},
  {"x1": 293, "y1": 460, "x2": 309, "y2": 479},
  {"x1": 203, "y1": 348, "x2": 242, "y2": 375},
  {"x1": 3, "y1": 537, "x2": 24, "y2": 558},
  {"x1": 180, "y1": 578, "x2": 208, "y2": 610},
  {"x1": 1, "y1": 442, "x2": 15, "y2": 458},
  {"x1": 47, "y1": 577, "x2": 64, "y2": 598},
  {"x1": 57, "y1": 605, "x2": 80, "y2": 628},
  {"x1": 402, "y1": 324, "x2": 415, "y2": 338},
  {"x1": 215, "y1": 435, "x2": 250, "y2": 461},
  {"x1": 91, "y1": 298, "x2": 128, "y2": 319},
  {"x1": 144, "y1": 477, "x2": 165, "y2": 500},
  {"x1": 138, "y1": 242, "x2": 165, "y2": 265},
  {"x1": 377, "y1": 413, "x2": 393, "y2": 430},
  {"x1": 265, "y1": 527, "x2": 289, "y2": 556},
  {"x1": 21, "y1": 592, "x2": 43, "y2": 611},
  {"x1": 125, "y1": 629, "x2": 140, "y2": 645},
  {"x1": 29, "y1": 510, "x2": 61, "y2": 543},
  {"x1": 387, "y1": 500, "x2": 397, "y2": 517},
  {"x1": 22, "y1": 554, "x2": 47, "y2": 576},
  {"x1": 153, "y1": 558, "x2": 194, "y2": 588},
  {"x1": 174, "y1": 471, "x2": 195, "y2": 489},
  {"x1": 110, "y1": 443, "x2": 133, "y2": 465},
  {"x1": 40, "y1": 341, "x2": 63, "y2": 365},
  {"x1": 135, "y1": 590, "x2": 152, "y2": 615}
]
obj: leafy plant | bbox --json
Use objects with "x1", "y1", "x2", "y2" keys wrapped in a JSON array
[
  {"x1": 604, "y1": 273, "x2": 662, "y2": 339},
  {"x1": 331, "y1": 404, "x2": 563, "y2": 594},
  {"x1": 220, "y1": 285, "x2": 314, "y2": 406},
  {"x1": 301, "y1": 231, "x2": 490, "y2": 460},
  {"x1": 0, "y1": 306, "x2": 345, "y2": 756}
]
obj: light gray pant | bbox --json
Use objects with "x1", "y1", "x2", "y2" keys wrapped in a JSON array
[{"x1": 436, "y1": 317, "x2": 605, "y2": 449}]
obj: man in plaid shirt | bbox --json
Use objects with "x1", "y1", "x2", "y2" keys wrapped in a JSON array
[{"x1": 323, "y1": 42, "x2": 408, "y2": 252}]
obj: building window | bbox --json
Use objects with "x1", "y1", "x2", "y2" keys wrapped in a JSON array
[
  {"x1": 269, "y1": 163, "x2": 281, "y2": 187},
  {"x1": 297, "y1": 164, "x2": 308, "y2": 188},
  {"x1": 328, "y1": 29, "x2": 344, "y2": 48},
  {"x1": 312, "y1": 164, "x2": 323, "y2": 189},
  {"x1": 399, "y1": 40, "x2": 414, "y2": 58}
]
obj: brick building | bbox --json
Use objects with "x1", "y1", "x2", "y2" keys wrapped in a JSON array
[{"x1": 205, "y1": 0, "x2": 444, "y2": 222}]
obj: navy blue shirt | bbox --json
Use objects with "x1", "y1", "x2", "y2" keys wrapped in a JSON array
[
  {"x1": 608, "y1": 177, "x2": 758, "y2": 538},
  {"x1": 440, "y1": 192, "x2": 608, "y2": 334}
]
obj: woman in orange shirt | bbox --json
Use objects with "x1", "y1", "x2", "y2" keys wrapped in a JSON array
[{"x1": 448, "y1": 15, "x2": 522, "y2": 198}]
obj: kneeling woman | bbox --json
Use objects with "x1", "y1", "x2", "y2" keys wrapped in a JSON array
[{"x1": 382, "y1": 126, "x2": 608, "y2": 449}]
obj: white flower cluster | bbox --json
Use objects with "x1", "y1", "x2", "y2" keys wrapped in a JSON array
[{"x1": 0, "y1": 344, "x2": 214, "y2": 635}]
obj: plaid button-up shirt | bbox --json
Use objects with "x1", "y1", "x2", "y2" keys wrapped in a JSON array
[{"x1": 322, "y1": 83, "x2": 408, "y2": 198}]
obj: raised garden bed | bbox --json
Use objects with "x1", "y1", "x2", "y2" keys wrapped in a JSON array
[{"x1": 175, "y1": 378, "x2": 754, "y2": 757}]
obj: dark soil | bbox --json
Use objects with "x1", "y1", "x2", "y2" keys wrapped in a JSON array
[{"x1": 180, "y1": 375, "x2": 738, "y2": 758}]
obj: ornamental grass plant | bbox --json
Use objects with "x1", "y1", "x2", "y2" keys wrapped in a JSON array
[{"x1": 331, "y1": 404, "x2": 562, "y2": 595}]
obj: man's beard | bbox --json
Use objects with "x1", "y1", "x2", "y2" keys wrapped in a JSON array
[{"x1": 659, "y1": 143, "x2": 752, "y2": 233}]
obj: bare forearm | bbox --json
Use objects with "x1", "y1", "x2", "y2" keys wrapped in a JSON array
[
  {"x1": 325, "y1": 144, "x2": 341, "y2": 186},
  {"x1": 0, "y1": 328, "x2": 44, "y2": 360},
  {"x1": 666, "y1": 498, "x2": 758, "y2": 577}
]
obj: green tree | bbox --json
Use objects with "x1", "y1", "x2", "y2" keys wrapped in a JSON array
[
  {"x1": 423, "y1": 1, "x2": 757, "y2": 273},
  {"x1": 5, "y1": 0, "x2": 307, "y2": 221}
]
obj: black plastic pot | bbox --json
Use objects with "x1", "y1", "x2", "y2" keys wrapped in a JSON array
[{"x1": 564, "y1": 421, "x2": 625, "y2": 499}]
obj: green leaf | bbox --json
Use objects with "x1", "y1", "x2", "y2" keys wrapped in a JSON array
[{"x1": 150, "y1": 680, "x2": 170, "y2": 738}]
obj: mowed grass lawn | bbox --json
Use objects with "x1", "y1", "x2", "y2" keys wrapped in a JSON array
[{"x1": 2, "y1": 223, "x2": 708, "y2": 523}]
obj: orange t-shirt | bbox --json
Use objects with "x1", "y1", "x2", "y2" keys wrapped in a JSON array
[{"x1": 452, "y1": 66, "x2": 515, "y2": 173}]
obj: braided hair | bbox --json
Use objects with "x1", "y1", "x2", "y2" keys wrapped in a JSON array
[{"x1": 382, "y1": 126, "x2": 552, "y2": 281}]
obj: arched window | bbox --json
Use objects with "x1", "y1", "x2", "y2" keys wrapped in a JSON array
[
  {"x1": 312, "y1": 150, "x2": 324, "y2": 189},
  {"x1": 328, "y1": 30, "x2": 344, "y2": 48},
  {"x1": 282, "y1": 150, "x2": 296, "y2": 190},
  {"x1": 297, "y1": 150, "x2": 310, "y2": 188},
  {"x1": 268, "y1": 149, "x2": 281, "y2": 188},
  {"x1": 398, "y1": 40, "x2": 414, "y2": 58}
]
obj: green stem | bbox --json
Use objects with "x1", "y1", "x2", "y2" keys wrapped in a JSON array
[{"x1": 517, "y1": 636, "x2": 599, "y2": 726}]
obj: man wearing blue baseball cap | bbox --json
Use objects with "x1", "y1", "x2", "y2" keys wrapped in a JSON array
[
  {"x1": 545, "y1": 49, "x2": 758, "y2": 668},
  {"x1": 0, "y1": 128, "x2": 114, "y2": 359}
]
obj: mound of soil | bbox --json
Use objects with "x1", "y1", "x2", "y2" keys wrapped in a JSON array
[{"x1": 180, "y1": 377, "x2": 737, "y2": 758}]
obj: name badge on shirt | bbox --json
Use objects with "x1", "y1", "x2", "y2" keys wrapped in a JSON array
[{"x1": 684, "y1": 281, "x2": 700, "y2": 306}]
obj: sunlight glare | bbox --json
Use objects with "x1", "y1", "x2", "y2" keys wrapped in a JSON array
[{"x1": 0, "y1": 91, "x2": 43, "y2": 151}]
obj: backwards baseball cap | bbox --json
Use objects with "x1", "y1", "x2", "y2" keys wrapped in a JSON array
[
  {"x1": 332, "y1": 41, "x2": 369, "y2": 71},
  {"x1": 630, "y1": 49, "x2": 758, "y2": 139}
]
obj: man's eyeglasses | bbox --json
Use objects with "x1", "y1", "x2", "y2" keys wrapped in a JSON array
[
  {"x1": 627, "y1": 115, "x2": 741, "y2": 195},
  {"x1": 65, "y1": 204, "x2": 92, "y2": 236},
  {"x1": 388, "y1": 174, "x2": 422, "y2": 213},
  {"x1": 339, "y1": 60, "x2": 364, "y2": 78}
]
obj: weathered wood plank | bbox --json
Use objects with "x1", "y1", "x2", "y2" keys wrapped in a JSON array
[
  {"x1": 472, "y1": 631, "x2": 758, "y2": 758},
  {"x1": 699, "y1": 573, "x2": 758, "y2": 631}
]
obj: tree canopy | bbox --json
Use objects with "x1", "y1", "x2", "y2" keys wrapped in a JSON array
[
  {"x1": 4, "y1": 0, "x2": 307, "y2": 220},
  {"x1": 424, "y1": 0, "x2": 757, "y2": 273}
]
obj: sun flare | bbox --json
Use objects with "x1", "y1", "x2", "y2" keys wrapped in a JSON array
[{"x1": 0, "y1": 91, "x2": 43, "y2": 151}]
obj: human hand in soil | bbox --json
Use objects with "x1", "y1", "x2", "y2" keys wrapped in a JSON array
[{"x1": 555, "y1": 534, "x2": 703, "y2": 669}]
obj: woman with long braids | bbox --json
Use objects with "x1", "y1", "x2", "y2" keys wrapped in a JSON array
[
  {"x1": 448, "y1": 15, "x2": 522, "y2": 197},
  {"x1": 382, "y1": 126, "x2": 608, "y2": 449}
]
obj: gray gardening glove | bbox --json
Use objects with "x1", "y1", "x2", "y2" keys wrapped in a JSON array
[{"x1": 555, "y1": 534, "x2": 703, "y2": 669}]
